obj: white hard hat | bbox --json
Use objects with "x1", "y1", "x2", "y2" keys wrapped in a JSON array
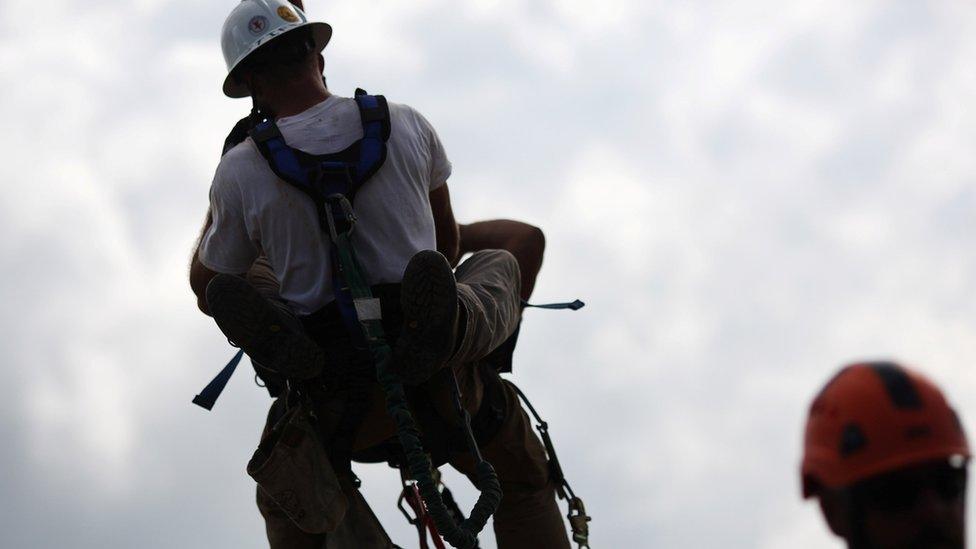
[{"x1": 220, "y1": 0, "x2": 332, "y2": 98}]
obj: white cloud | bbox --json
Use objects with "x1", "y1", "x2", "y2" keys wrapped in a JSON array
[
  {"x1": 4, "y1": 1, "x2": 976, "y2": 548},
  {"x1": 28, "y1": 350, "x2": 137, "y2": 493}
]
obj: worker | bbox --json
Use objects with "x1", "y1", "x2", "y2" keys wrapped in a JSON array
[
  {"x1": 188, "y1": 1, "x2": 572, "y2": 547},
  {"x1": 801, "y1": 361, "x2": 970, "y2": 549}
]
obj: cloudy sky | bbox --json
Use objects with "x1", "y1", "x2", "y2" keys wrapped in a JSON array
[{"x1": 3, "y1": 0, "x2": 976, "y2": 547}]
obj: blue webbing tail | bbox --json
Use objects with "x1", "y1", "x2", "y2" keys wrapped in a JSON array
[
  {"x1": 522, "y1": 299, "x2": 585, "y2": 311},
  {"x1": 192, "y1": 349, "x2": 245, "y2": 411}
]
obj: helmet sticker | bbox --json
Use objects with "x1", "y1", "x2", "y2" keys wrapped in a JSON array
[
  {"x1": 277, "y1": 6, "x2": 300, "y2": 23},
  {"x1": 840, "y1": 423, "x2": 867, "y2": 457},
  {"x1": 248, "y1": 15, "x2": 269, "y2": 35}
]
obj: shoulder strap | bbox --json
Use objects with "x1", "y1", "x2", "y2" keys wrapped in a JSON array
[
  {"x1": 250, "y1": 116, "x2": 323, "y2": 197},
  {"x1": 247, "y1": 91, "x2": 391, "y2": 216},
  {"x1": 352, "y1": 88, "x2": 391, "y2": 189}
]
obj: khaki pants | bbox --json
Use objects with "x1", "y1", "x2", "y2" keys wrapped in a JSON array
[{"x1": 249, "y1": 250, "x2": 570, "y2": 549}]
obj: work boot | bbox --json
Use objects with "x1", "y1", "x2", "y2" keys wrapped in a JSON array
[
  {"x1": 206, "y1": 274, "x2": 325, "y2": 380},
  {"x1": 395, "y1": 250, "x2": 461, "y2": 385}
]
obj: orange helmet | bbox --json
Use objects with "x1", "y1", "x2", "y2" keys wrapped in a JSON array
[{"x1": 801, "y1": 361, "x2": 970, "y2": 498}]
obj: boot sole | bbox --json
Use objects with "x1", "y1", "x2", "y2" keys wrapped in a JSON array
[
  {"x1": 396, "y1": 251, "x2": 458, "y2": 384},
  {"x1": 206, "y1": 274, "x2": 324, "y2": 380}
]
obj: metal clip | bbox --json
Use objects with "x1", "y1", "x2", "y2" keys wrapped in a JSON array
[
  {"x1": 397, "y1": 481, "x2": 420, "y2": 525},
  {"x1": 567, "y1": 496, "x2": 591, "y2": 548},
  {"x1": 328, "y1": 193, "x2": 357, "y2": 225},
  {"x1": 323, "y1": 193, "x2": 357, "y2": 241}
]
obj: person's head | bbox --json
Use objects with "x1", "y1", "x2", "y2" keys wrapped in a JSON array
[
  {"x1": 220, "y1": 0, "x2": 331, "y2": 100},
  {"x1": 801, "y1": 362, "x2": 970, "y2": 549}
]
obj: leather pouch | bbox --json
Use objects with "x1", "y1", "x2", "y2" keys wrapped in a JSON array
[{"x1": 247, "y1": 402, "x2": 348, "y2": 533}]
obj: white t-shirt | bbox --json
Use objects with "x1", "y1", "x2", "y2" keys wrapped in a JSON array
[{"x1": 199, "y1": 95, "x2": 452, "y2": 315}]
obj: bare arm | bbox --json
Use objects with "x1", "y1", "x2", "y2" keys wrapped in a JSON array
[
  {"x1": 458, "y1": 219, "x2": 545, "y2": 300},
  {"x1": 429, "y1": 184, "x2": 460, "y2": 266},
  {"x1": 189, "y1": 211, "x2": 220, "y2": 316}
]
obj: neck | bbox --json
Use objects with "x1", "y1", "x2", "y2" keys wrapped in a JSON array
[{"x1": 258, "y1": 78, "x2": 331, "y2": 119}]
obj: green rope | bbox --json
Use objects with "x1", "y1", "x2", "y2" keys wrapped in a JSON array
[{"x1": 333, "y1": 228, "x2": 501, "y2": 548}]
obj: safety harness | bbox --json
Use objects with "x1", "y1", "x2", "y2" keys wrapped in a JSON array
[
  {"x1": 252, "y1": 89, "x2": 498, "y2": 549},
  {"x1": 194, "y1": 90, "x2": 592, "y2": 548}
]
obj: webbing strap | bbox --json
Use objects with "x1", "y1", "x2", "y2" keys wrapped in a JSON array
[
  {"x1": 511, "y1": 383, "x2": 591, "y2": 548},
  {"x1": 248, "y1": 91, "x2": 391, "y2": 227},
  {"x1": 354, "y1": 91, "x2": 390, "y2": 183},
  {"x1": 330, "y1": 242, "x2": 368, "y2": 350},
  {"x1": 259, "y1": 125, "x2": 309, "y2": 191},
  {"x1": 522, "y1": 299, "x2": 586, "y2": 311},
  {"x1": 192, "y1": 349, "x2": 245, "y2": 411}
]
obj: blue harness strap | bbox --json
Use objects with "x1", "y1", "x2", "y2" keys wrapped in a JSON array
[
  {"x1": 354, "y1": 92, "x2": 390, "y2": 182},
  {"x1": 249, "y1": 89, "x2": 390, "y2": 203},
  {"x1": 249, "y1": 89, "x2": 392, "y2": 350},
  {"x1": 192, "y1": 349, "x2": 245, "y2": 411},
  {"x1": 522, "y1": 299, "x2": 585, "y2": 311},
  {"x1": 193, "y1": 90, "x2": 391, "y2": 411}
]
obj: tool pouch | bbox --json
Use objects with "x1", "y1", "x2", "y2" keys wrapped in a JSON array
[{"x1": 247, "y1": 401, "x2": 348, "y2": 533}]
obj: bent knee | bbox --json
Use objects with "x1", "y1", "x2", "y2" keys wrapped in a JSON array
[{"x1": 468, "y1": 249, "x2": 520, "y2": 277}]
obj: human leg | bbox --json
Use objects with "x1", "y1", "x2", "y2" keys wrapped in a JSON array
[
  {"x1": 257, "y1": 475, "x2": 396, "y2": 549},
  {"x1": 254, "y1": 397, "x2": 396, "y2": 549},
  {"x1": 206, "y1": 272, "x2": 324, "y2": 380},
  {"x1": 448, "y1": 370, "x2": 571, "y2": 549},
  {"x1": 449, "y1": 249, "x2": 523, "y2": 367},
  {"x1": 397, "y1": 249, "x2": 522, "y2": 384}
]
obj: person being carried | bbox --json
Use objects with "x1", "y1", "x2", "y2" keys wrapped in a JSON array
[
  {"x1": 801, "y1": 361, "x2": 970, "y2": 549},
  {"x1": 189, "y1": 1, "x2": 573, "y2": 547}
]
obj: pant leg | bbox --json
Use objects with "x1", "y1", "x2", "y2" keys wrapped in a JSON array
[
  {"x1": 448, "y1": 369, "x2": 571, "y2": 549},
  {"x1": 255, "y1": 399, "x2": 396, "y2": 549},
  {"x1": 449, "y1": 250, "x2": 523, "y2": 367},
  {"x1": 246, "y1": 255, "x2": 281, "y2": 298},
  {"x1": 256, "y1": 484, "x2": 395, "y2": 549},
  {"x1": 257, "y1": 485, "x2": 327, "y2": 549},
  {"x1": 323, "y1": 482, "x2": 397, "y2": 549}
]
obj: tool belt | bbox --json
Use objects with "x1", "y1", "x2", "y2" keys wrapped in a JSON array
[{"x1": 248, "y1": 398, "x2": 348, "y2": 533}]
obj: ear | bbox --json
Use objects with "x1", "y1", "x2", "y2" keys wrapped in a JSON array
[
  {"x1": 317, "y1": 53, "x2": 325, "y2": 73},
  {"x1": 818, "y1": 490, "x2": 852, "y2": 539}
]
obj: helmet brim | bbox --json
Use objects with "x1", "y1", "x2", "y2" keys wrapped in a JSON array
[
  {"x1": 222, "y1": 21, "x2": 332, "y2": 99},
  {"x1": 802, "y1": 443, "x2": 971, "y2": 498}
]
